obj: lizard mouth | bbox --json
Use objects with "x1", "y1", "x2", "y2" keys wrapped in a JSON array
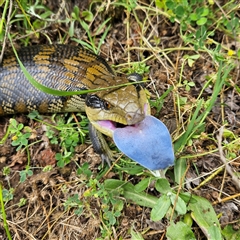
[
  {"x1": 97, "y1": 120, "x2": 126, "y2": 131},
  {"x1": 96, "y1": 102, "x2": 150, "y2": 136}
]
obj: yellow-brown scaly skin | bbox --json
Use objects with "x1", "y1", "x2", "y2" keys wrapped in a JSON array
[{"x1": 0, "y1": 44, "x2": 150, "y2": 138}]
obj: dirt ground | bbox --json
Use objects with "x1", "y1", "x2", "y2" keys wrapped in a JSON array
[{"x1": 0, "y1": 0, "x2": 239, "y2": 239}]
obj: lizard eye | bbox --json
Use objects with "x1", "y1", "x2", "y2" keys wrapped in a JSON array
[
  {"x1": 103, "y1": 101, "x2": 111, "y2": 110},
  {"x1": 86, "y1": 95, "x2": 102, "y2": 108}
]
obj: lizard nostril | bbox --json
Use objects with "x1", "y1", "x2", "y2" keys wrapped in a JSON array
[
  {"x1": 126, "y1": 113, "x2": 133, "y2": 121},
  {"x1": 125, "y1": 111, "x2": 145, "y2": 125}
]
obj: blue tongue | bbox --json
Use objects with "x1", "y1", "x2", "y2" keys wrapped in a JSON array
[{"x1": 113, "y1": 115, "x2": 174, "y2": 170}]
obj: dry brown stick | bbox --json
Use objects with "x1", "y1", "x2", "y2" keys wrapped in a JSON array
[
  {"x1": 213, "y1": 192, "x2": 240, "y2": 205},
  {"x1": 0, "y1": 0, "x2": 13, "y2": 63}
]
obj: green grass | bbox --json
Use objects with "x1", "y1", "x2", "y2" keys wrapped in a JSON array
[{"x1": 0, "y1": 0, "x2": 239, "y2": 239}]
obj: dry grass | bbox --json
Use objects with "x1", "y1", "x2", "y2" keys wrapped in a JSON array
[{"x1": 0, "y1": 0, "x2": 239, "y2": 239}]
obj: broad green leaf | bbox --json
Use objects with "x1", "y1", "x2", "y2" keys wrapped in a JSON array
[
  {"x1": 187, "y1": 58, "x2": 195, "y2": 67},
  {"x1": 155, "y1": 178, "x2": 171, "y2": 194},
  {"x1": 155, "y1": 0, "x2": 165, "y2": 9},
  {"x1": 222, "y1": 225, "x2": 240, "y2": 240},
  {"x1": 166, "y1": 221, "x2": 196, "y2": 240},
  {"x1": 123, "y1": 185, "x2": 158, "y2": 208},
  {"x1": 174, "y1": 158, "x2": 187, "y2": 185},
  {"x1": 82, "y1": 10, "x2": 93, "y2": 22},
  {"x1": 190, "y1": 54, "x2": 200, "y2": 60},
  {"x1": 170, "y1": 193, "x2": 187, "y2": 215},
  {"x1": 208, "y1": 225, "x2": 223, "y2": 240},
  {"x1": 166, "y1": 0, "x2": 175, "y2": 9},
  {"x1": 104, "y1": 179, "x2": 158, "y2": 208},
  {"x1": 134, "y1": 178, "x2": 152, "y2": 193},
  {"x1": 175, "y1": 5, "x2": 184, "y2": 18},
  {"x1": 201, "y1": 8, "x2": 209, "y2": 17},
  {"x1": 130, "y1": 228, "x2": 144, "y2": 240},
  {"x1": 190, "y1": 13, "x2": 198, "y2": 21},
  {"x1": 104, "y1": 179, "x2": 126, "y2": 190},
  {"x1": 151, "y1": 194, "x2": 171, "y2": 221},
  {"x1": 188, "y1": 195, "x2": 221, "y2": 239},
  {"x1": 197, "y1": 17, "x2": 207, "y2": 26},
  {"x1": 183, "y1": 213, "x2": 193, "y2": 227},
  {"x1": 179, "y1": 192, "x2": 197, "y2": 204},
  {"x1": 117, "y1": 166, "x2": 144, "y2": 175},
  {"x1": 69, "y1": 20, "x2": 75, "y2": 37}
]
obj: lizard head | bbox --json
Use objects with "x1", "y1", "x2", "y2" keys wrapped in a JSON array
[{"x1": 85, "y1": 74, "x2": 150, "y2": 137}]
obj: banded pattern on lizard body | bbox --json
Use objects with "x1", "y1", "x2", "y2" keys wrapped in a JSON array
[{"x1": 0, "y1": 44, "x2": 115, "y2": 115}]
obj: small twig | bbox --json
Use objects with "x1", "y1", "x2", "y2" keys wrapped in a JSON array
[
  {"x1": 212, "y1": 192, "x2": 240, "y2": 205},
  {"x1": 103, "y1": 153, "x2": 123, "y2": 178},
  {"x1": 217, "y1": 126, "x2": 240, "y2": 190},
  {"x1": 0, "y1": 0, "x2": 12, "y2": 63},
  {"x1": 219, "y1": 167, "x2": 227, "y2": 200},
  {"x1": 193, "y1": 167, "x2": 224, "y2": 191}
]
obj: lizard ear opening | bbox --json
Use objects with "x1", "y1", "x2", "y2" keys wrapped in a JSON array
[{"x1": 127, "y1": 73, "x2": 145, "y2": 90}]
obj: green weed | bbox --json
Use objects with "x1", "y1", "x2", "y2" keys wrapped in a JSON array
[
  {"x1": 0, "y1": 183, "x2": 13, "y2": 240},
  {"x1": 8, "y1": 119, "x2": 31, "y2": 151},
  {"x1": 0, "y1": 0, "x2": 239, "y2": 239}
]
